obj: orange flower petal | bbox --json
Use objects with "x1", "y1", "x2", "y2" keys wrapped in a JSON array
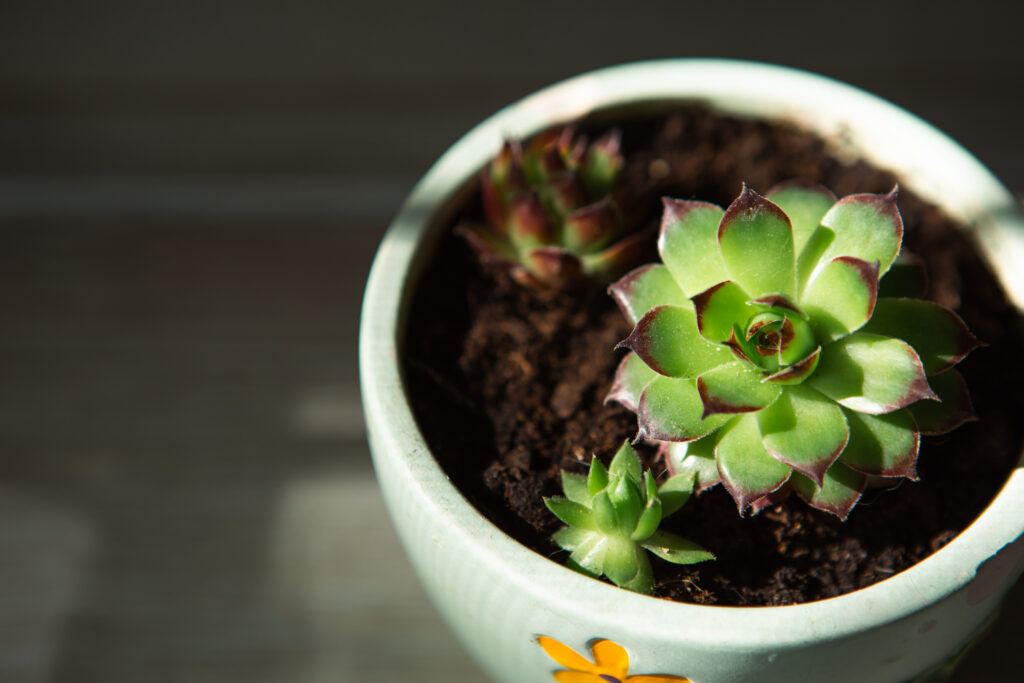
[
  {"x1": 538, "y1": 636, "x2": 600, "y2": 673},
  {"x1": 627, "y1": 675, "x2": 692, "y2": 682},
  {"x1": 591, "y1": 639, "x2": 630, "y2": 678},
  {"x1": 552, "y1": 672, "x2": 608, "y2": 683}
]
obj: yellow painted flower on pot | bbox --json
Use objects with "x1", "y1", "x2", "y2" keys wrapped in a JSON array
[{"x1": 537, "y1": 635, "x2": 691, "y2": 682}]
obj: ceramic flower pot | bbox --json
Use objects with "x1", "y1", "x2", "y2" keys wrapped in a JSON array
[{"x1": 359, "y1": 59, "x2": 1024, "y2": 683}]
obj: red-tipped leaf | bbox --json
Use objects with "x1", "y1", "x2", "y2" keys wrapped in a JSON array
[
  {"x1": 562, "y1": 197, "x2": 620, "y2": 253},
  {"x1": 808, "y1": 332, "x2": 938, "y2": 414},
  {"x1": 579, "y1": 227, "x2": 652, "y2": 281},
  {"x1": 608, "y1": 263, "x2": 688, "y2": 326},
  {"x1": 519, "y1": 246, "x2": 583, "y2": 284},
  {"x1": 508, "y1": 192, "x2": 556, "y2": 249},
  {"x1": 658, "y1": 198, "x2": 728, "y2": 296},
  {"x1": 763, "y1": 347, "x2": 821, "y2": 385},
  {"x1": 801, "y1": 256, "x2": 880, "y2": 343},
  {"x1": 756, "y1": 384, "x2": 849, "y2": 487},
  {"x1": 792, "y1": 461, "x2": 867, "y2": 521},
  {"x1": 718, "y1": 185, "x2": 797, "y2": 299},
  {"x1": 838, "y1": 408, "x2": 920, "y2": 480},
  {"x1": 817, "y1": 187, "x2": 903, "y2": 278},
  {"x1": 862, "y1": 298, "x2": 982, "y2": 375},
  {"x1": 636, "y1": 375, "x2": 732, "y2": 443},
  {"x1": 691, "y1": 280, "x2": 754, "y2": 343},
  {"x1": 696, "y1": 361, "x2": 782, "y2": 418},
  {"x1": 909, "y1": 369, "x2": 977, "y2": 435},
  {"x1": 715, "y1": 414, "x2": 792, "y2": 515},
  {"x1": 617, "y1": 305, "x2": 731, "y2": 378},
  {"x1": 605, "y1": 352, "x2": 657, "y2": 413}
]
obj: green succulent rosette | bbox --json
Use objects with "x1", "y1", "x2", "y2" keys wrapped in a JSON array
[
  {"x1": 457, "y1": 126, "x2": 648, "y2": 288},
  {"x1": 608, "y1": 184, "x2": 980, "y2": 519},
  {"x1": 545, "y1": 441, "x2": 713, "y2": 594}
]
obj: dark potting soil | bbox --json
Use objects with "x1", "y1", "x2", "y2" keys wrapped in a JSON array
[{"x1": 402, "y1": 105, "x2": 1024, "y2": 606}]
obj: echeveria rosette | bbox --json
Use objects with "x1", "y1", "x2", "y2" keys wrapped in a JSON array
[
  {"x1": 456, "y1": 126, "x2": 648, "y2": 288},
  {"x1": 608, "y1": 184, "x2": 981, "y2": 520},
  {"x1": 544, "y1": 441, "x2": 714, "y2": 594}
]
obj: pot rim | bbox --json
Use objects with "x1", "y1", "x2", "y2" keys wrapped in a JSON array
[{"x1": 360, "y1": 58, "x2": 1024, "y2": 648}]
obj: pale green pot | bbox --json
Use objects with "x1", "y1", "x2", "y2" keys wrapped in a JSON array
[{"x1": 359, "y1": 60, "x2": 1024, "y2": 683}]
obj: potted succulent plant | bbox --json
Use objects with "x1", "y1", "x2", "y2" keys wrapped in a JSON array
[
  {"x1": 609, "y1": 183, "x2": 978, "y2": 520},
  {"x1": 359, "y1": 60, "x2": 1024, "y2": 683}
]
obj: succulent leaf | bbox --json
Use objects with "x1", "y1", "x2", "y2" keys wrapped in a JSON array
[
  {"x1": 609, "y1": 440, "x2": 644, "y2": 481},
  {"x1": 696, "y1": 361, "x2": 782, "y2": 417},
  {"x1": 551, "y1": 526, "x2": 591, "y2": 552},
  {"x1": 541, "y1": 173, "x2": 588, "y2": 217},
  {"x1": 604, "y1": 539, "x2": 650, "y2": 591},
  {"x1": 642, "y1": 470, "x2": 658, "y2": 502},
  {"x1": 658, "y1": 199, "x2": 728, "y2": 296},
  {"x1": 561, "y1": 470, "x2": 591, "y2": 505},
  {"x1": 778, "y1": 316, "x2": 818, "y2": 365},
  {"x1": 791, "y1": 461, "x2": 867, "y2": 521},
  {"x1": 638, "y1": 376, "x2": 732, "y2": 442},
  {"x1": 508, "y1": 192, "x2": 556, "y2": 250},
  {"x1": 642, "y1": 530, "x2": 716, "y2": 565},
  {"x1": 561, "y1": 529, "x2": 605, "y2": 575},
  {"x1": 588, "y1": 458, "x2": 609, "y2": 497},
  {"x1": 861, "y1": 298, "x2": 981, "y2": 375},
  {"x1": 748, "y1": 487, "x2": 793, "y2": 516},
  {"x1": 580, "y1": 228, "x2": 654, "y2": 282},
  {"x1": 519, "y1": 246, "x2": 585, "y2": 285},
  {"x1": 617, "y1": 305, "x2": 731, "y2": 378},
  {"x1": 756, "y1": 384, "x2": 849, "y2": 486},
  {"x1": 544, "y1": 497, "x2": 596, "y2": 529},
  {"x1": 581, "y1": 129, "x2": 624, "y2": 196},
  {"x1": 592, "y1": 490, "x2": 619, "y2": 534},
  {"x1": 565, "y1": 555, "x2": 602, "y2": 579},
  {"x1": 663, "y1": 438, "x2": 721, "y2": 492},
  {"x1": 718, "y1": 186, "x2": 797, "y2": 299},
  {"x1": 455, "y1": 223, "x2": 518, "y2": 263},
  {"x1": 657, "y1": 473, "x2": 695, "y2": 517},
  {"x1": 816, "y1": 188, "x2": 903, "y2": 279},
  {"x1": 631, "y1": 497, "x2": 663, "y2": 541},
  {"x1": 608, "y1": 263, "x2": 689, "y2": 325},
  {"x1": 766, "y1": 182, "x2": 837, "y2": 256},
  {"x1": 909, "y1": 369, "x2": 976, "y2": 435},
  {"x1": 606, "y1": 352, "x2": 657, "y2": 413},
  {"x1": 610, "y1": 476, "x2": 644, "y2": 533},
  {"x1": 692, "y1": 280, "x2": 756, "y2": 343},
  {"x1": 801, "y1": 256, "x2": 880, "y2": 343},
  {"x1": 561, "y1": 197, "x2": 620, "y2": 253},
  {"x1": 808, "y1": 332, "x2": 937, "y2": 414},
  {"x1": 763, "y1": 347, "x2": 821, "y2": 385},
  {"x1": 839, "y1": 408, "x2": 920, "y2": 479},
  {"x1": 716, "y1": 414, "x2": 793, "y2": 514},
  {"x1": 748, "y1": 293, "x2": 807, "y2": 318}
]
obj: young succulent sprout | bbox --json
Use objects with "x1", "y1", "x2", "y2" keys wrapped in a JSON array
[
  {"x1": 544, "y1": 441, "x2": 714, "y2": 594},
  {"x1": 457, "y1": 126, "x2": 649, "y2": 288},
  {"x1": 608, "y1": 183, "x2": 981, "y2": 520}
]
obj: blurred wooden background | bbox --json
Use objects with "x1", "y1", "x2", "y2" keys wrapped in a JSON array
[{"x1": 1, "y1": 1, "x2": 1022, "y2": 681}]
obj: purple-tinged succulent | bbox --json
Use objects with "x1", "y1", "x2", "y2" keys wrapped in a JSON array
[
  {"x1": 608, "y1": 184, "x2": 980, "y2": 520},
  {"x1": 545, "y1": 441, "x2": 713, "y2": 594},
  {"x1": 457, "y1": 127, "x2": 648, "y2": 288}
]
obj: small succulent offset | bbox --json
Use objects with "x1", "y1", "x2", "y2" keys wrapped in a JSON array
[
  {"x1": 545, "y1": 441, "x2": 714, "y2": 594},
  {"x1": 608, "y1": 184, "x2": 980, "y2": 519},
  {"x1": 457, "y1": 126, "x2": 648, "y2": 288}
]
